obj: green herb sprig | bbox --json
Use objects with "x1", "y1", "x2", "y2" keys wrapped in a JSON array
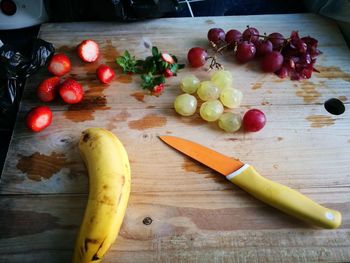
[{"x1": 116, "y1": 47, "x2": 184, "y2": 93}]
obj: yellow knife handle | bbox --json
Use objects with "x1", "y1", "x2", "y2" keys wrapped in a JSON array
[{"x1": 226, "y1": 164, "x2": 342, "y2": 229}]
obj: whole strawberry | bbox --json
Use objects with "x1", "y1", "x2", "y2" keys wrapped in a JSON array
[
  {"x1": 152, "y1": 83, "x2": 165, "y2": 94},
  {"x1": 164, "y1": 68, "x2": 174, "y2": 78},
  {"x1": 161, "y1": 53, "x2": 174, "y2": 64},
  {"x1": 37, "y1": 76, "x2": 60, "y2": 102},
  {"x1": 77, "y1": 40, "x2": 100, "y2": 62},
  {"x1": 26, "y1": 106, "x2": 53, "y2": 132},
  {"x1": 48, "y1": 53, "x2": 71, "y2": 76},
  {"x1": 59, "y1": 79, "x2": 84, "y2": 104},
  {"x1": 96, "y1": 64, "x2": 115, "y2": 84}
]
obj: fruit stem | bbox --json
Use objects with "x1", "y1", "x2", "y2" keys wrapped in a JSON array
[
  {"x1": 216, "y1": 43, "x2": 230, "y2": 53},
  {"x1": 207, "y1": 56, "x2": 223, "y2": 71},
  {"x1": 209, "y1": 40, "x2": 229, "y2": 54},
  {"x1": 253, "y1": 34, "x2": 286, "y2": 41}
]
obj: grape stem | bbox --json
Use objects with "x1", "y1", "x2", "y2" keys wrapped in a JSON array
[
  {"x1": 216, "y1": 43, "x2": 230, "y2": 53},
  {"x1": 209, "y1": 41, "x2": 229, "y2": 54},
  {"x1": 252, "y1": 34, "x2": 287, "y2": 40},
  {"x1": 207, "y1": 56, "x2": 223, "y2": 71},
  {"x1": 207, "y1": 40, "x2": 226, "y2": 70}
]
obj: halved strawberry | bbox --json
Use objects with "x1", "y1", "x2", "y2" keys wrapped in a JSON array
[
  {"x1": 77, "y1": 40, "x2": 100, "y2": 62},
  {"x1": 161, "y1": 53, "x2": 174, "y2": 64},
  {"x1": 37, "y1": 76, "x2": 60, "y2": 102},
  {"x1": 59, "y1": 79, "x2": 84, "y2": 104},
  {"x1": 164, "y1": 68, "x2": 174, "y2": 78},
  {"x1": 96, "y1": 64, "x2": 115, "y2": 84},
  {"x1": 152, "y1": 83, "x2": 165, "y2": 94},
  {"x1": 48, "y1": 53, "x2": 71, "y2": 76},
  {"x1": 26, "y1": 106, "x2": 53, "y2": 132}
]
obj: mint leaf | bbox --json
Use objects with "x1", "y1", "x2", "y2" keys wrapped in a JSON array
[
  {"x1": 152, "y1": 46, "x2": 159, "y2": 57},
  {"x1": 178, "y1": 63, "x2": 185, "y2": 69},
  {"x1": 169, "y1": 63, "x2": 178, "y2": 73},
  {"x1": 140, "y1": 73, "x2": 165, "y2": 91},
  {"x1": 171, "y1": 55, "x2": 178, "y2": 63},
  {"x1": 116, "y1": 57, "x2": 126, "y2": 71},
  {"x1": 124, "y1": 50, "x2": 131, "y2": 59},
  {"x1": 140, "y1": 73, "x2": 153, "y2": 89},
  {"x1": 142, "y1": 56, "x2": 157, "y2": 74},
  {"x1": 116, "y1": 50, "x2": 139, "y2": 73},
  {"x1": 154, "y1": 75, "x2": 165, "y2": 85}
]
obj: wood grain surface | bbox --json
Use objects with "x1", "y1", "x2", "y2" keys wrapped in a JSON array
[{"x1": 1, "y1": 13, "x2": 350, "y2": 262}]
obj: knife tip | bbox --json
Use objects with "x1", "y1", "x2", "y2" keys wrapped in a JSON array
[{"x1": 158, "y1": 135, "x2": 174, "y2": 143}]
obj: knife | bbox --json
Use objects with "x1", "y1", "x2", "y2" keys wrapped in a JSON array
[{"x1": 159, "y1": 135, "x2": 341, "y2": 229}]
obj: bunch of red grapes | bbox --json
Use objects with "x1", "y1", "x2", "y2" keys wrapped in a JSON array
[{"x1": 187, "y1": 27, "x2": 322, "y2": 80}]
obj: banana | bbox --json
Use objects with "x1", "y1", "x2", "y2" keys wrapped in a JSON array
[{"x1": 72, "y1": 128, "x2": 131, "y2": 263}]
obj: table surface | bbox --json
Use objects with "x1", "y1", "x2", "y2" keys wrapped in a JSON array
[{"x1": 1, "y1": 13, "x2": 350, "y2": 262}]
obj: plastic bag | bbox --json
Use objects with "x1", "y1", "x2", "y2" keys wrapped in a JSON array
[{"x1": 0, "y1": 38, "x2": 55, "y2": 129}]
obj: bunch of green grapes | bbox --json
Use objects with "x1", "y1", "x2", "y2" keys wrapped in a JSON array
[{"x1": 174, "y1": 71, "x2": 244, "y2": 132}]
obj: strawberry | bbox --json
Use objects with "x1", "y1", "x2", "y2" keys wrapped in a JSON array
[
  {"x1": 48, "y1": 53, "x2": 71, "y2": 76},
  {"x1": 152, "y1": 83, "x2": 165, "y2": 94},
  {"x1": 37, "y1": 76, "x2": 60, "y2": 102},
  {"x1": 26, "y1": 106, "x2": 53, "y2": 132},
  {"x1": 164, "y1": 68, "x2": 174, "y2": 78},
  {"x1": 77, "y1": 40, "x2": 100, "y2": 62},
  {"x1": 161, "y1": 53, "x2": 174, "y2": 64},
  {"x1": 59, "y1": 79, "x2": 84, "y2": 104},
  {"x1": 96, "y1": 64, "x2": 115, "y2": 84}
]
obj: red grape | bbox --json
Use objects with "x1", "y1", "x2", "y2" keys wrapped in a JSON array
[
  {"x1": 268, "y1": 32, "x2": 285, "y2": 50},
  {"x1": 242, "y1": 27, "x2": 259, "y2": 43},
  {"x1": 207, "y1": 28, "x2": 225, "y2": 44},
  {"x1": 278, "y1": 31, "x2": 321, "y2": 80},
  {"x1": 187, "y1": 47, "x2": 208, "y2": 68},
  {"x1": 301, "y1": 36, "x2": 320, "y2": 58},
  {"x1": 276, "y1": 66, "x2": 289, "y2": 78},
  {"x1": 296, "y1": 40, "x2": 307, "y2": 53},
  {"x1": 243, "y1": 109, "x2": 266, "y2": 132},
  {"x1": 261, "y1": 51, "x2": 283, "y2": 72},
  {"x1": 225, "y1": 29, "x2": 242, "y2": 46},
  {"x1": 255, "y1": 39, "x2": 273, "y2": 57},
  {"x1": 235, "y1": 41, "x2": 256, "y2": 63}
]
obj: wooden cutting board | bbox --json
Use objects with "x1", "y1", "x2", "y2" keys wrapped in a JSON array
[{"x1": 1, "y1": 14, "x2": 350, "y2": 262}]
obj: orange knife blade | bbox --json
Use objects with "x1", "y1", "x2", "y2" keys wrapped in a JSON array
[{"x1": 159, "y1": 135, "x2": 244, "y2": 175}]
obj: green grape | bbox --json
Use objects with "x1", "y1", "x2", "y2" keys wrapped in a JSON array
[
  {"x1": 220, "y1": 88, "x2": 243, "y2": 108},
  {"x1": 211, "y1": 70, "x2": 233, "y2": 91},
  {"x1": 180, "y1": 75, "x2": 200, "y2": 94},
  {"x1": 199, "y1": 100, "x2": 224, "y2": 122},
  {"x1": 197, "y1": 81, "x2": 220, "y2": 101},
  {"x1": 174, "y1": 94, "x2": 197, "y2": 116},
  {"x1": 218, "y1": 112, "x2": 242, "y2": 132}
]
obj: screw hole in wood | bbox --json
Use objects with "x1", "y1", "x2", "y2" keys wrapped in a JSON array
[
  {"x1": 143, "y1": 217, "x2": 152, "y2": 225},
  {"x1": 324, "y1": 98, "x2": 345, "y2": 115}
]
